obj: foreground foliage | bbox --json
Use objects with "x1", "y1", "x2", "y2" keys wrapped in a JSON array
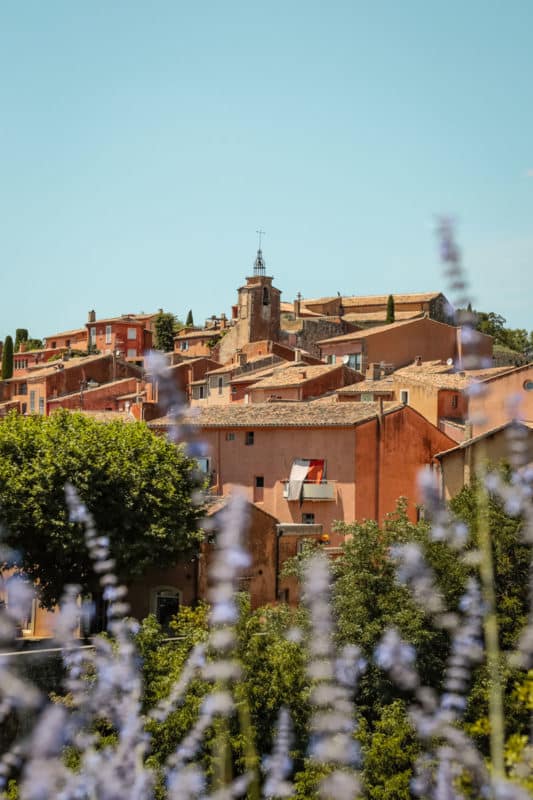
[{"x1": 0, "y1": 411, "x2": 203, "y2": 606}]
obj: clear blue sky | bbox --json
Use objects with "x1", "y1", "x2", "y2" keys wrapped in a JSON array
[{"x1": 1, "y1": 1, "x2": 532, "y2": 341}]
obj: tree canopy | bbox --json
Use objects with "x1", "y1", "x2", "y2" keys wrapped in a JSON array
[
  {"x1": 153, "y1": 312, "x2": 182, "y2": 352},
  {"x1": 0, "y1": 411, "x2": 204, "y2": 606},
  {"x1": 468, "y1": 309, "x2": 532, "y2": 356}
]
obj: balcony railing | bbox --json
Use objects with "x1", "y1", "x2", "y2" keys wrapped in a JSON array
[{"x1": 282, "y1": 480, "x2": 336, "y2": 501}]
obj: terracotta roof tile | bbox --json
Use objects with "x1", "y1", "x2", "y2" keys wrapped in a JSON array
[
  {"x1": 337, "y1": 377, "x2": 395, "y2": 394},
  {"x1": 149, "y1": 400, "x2": 404, "y2": 429},
  {"x1": 341, "y1": 292, "x2": 442, "y2": 307},
  {"x1": 342, "y1": 310, "x2": 424, "y2": 324},
  {"x1": 44, "y1": 327, "x2": 87, "y2": 340},
  {"x1": 248, "y1": 363, "x2": 343, "y2": 389},
  {"x1": 175, "y1": 329, "x2": 222, "y2": 340},
  {"x1": 394, "y1": 361, "x2": 513, "y2": 389}
]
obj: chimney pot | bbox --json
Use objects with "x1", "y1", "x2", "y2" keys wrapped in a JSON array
[
  {"x1": 88, "y1": 309, "x2": 96, "y2": 323},
  {"x1": 415, "y1": 355, "x2": 422, "y2": 366},
  {"x1": 294, "y1": 348, "x2": 302, "y2": 362}
]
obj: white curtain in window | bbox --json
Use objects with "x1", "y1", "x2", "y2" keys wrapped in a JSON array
[{"x1": 287, "y1": 459, "x2": 311, "y2": 501}]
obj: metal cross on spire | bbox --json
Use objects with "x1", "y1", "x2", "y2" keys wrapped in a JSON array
[{"x1": 256, "y1": 228, "x2": 265, "y2": 249}]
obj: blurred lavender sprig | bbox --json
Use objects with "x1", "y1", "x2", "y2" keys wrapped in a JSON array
[{"x1": 302, "y1": 553, "x2": 362, "y2": 799}]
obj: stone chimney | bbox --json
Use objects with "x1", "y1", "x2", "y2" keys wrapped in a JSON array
[
  {"x1": 88, "y1": 309, "x2": 96, "y2": 323},
  {"x1": 294, "y1": 348, "x2": 302, "y2": 362},
  {"x1": 18, "y1": 342, "x2": 26, "y2": 353},
  {"x1": 235, "y1": 349, "x2": 247, "y2": 367},
  {"x1": 293, "y1": 292, "x2": 302, "y2": 317},
  {"x1": 415, "y1": 355, "x2": 422, "y2": 366},
  {"x1": 220, "y1": 313, "x2": 227, "y2": 330},
  {"x1": 367, "y1": 362, "x2": 381, "y2": 381}
]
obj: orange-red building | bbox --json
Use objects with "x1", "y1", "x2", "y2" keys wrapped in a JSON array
[
  {"x1": 151, "y1": 402, "x2": 455, "y2": 540},
  {"x1": 85, "y1": 312, "x2": 152, "y2": 361},
  {"x1": 318, "y1": 317, "x2": 492, "y2": 374}
]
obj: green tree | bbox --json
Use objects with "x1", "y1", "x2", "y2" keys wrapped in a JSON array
[
  {"x1": 186, "y1": 310, "x2": 194, "y2": 327},
  {"x1": 14, "y1": 329, "x2": 28, "y2": 352},
  {"x1": 1, "y1": 335, "x2": 13, "y2": 379},
  {"x1": 360, "y1": 700, "x2": 420, "y2": 800},
  {"x1": 0, "y1": 411, "x2": 204, "y2": 606},
  {"x1": 153, "y1": 312, "x2": 179, "y2": 352},
  {"x1": 25, "y1": 338, "x2": 43, "y2": 351},
  {"x1": 386, "y1": 294, "x2": 395, "y2": 324}
]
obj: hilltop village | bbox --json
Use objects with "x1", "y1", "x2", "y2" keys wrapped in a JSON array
[{"x1": 1, "y1": 247, "x2": 532, "y2": 635}]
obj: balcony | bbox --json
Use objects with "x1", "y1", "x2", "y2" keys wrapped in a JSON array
[{"x1": 283, "y1": 480, "x2": 336, "y2": 501}]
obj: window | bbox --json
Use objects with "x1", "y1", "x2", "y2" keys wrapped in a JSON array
[
  {"x1": 199, "y1": 385, "x2": 205, "y2": 399},
  {"x1": 302, "y1": 513, "x2": 315, "y2": 524},
  {"x1": 127, "y1": 327, "x2": 137, "y2": 340},
  {"x1": 245, "y1": 431, "x2": 254, "y2": 446},
  {"x1": 38, "y1": 397, "x2": 44, "y2": 415},
  {"x1": 326, "y1": 354, "x2": 337, "y2": 365},
  {"x1": 154, "y1": 588, "x2": 180, "y2": 631},
  {"x1": 254, "y1": 475, "x2": 264, "y2": 502},
  {"x1": 400, "y1": 390, "x2": 409, "y2": 405},
  {"x1": 451, "y1": 394, "x2": 459, "y2": 409},
  {"x1": 18, "y1": 383, "x2": 27, "y2": 396},
  {"x1": 196, "y1": 457, "x2": 210, "y2": 474},
  {"x1": 231, "y1": 386, "x2": 237, "y2": 394},
  {"x1": 348, "y1": 353, "x2": 362, "y2": 371},
  {"x1": 29, "y1": 391, "x2": 35, "y2": 413},
  {"x1": 105, "y1": 325, "x2": 112, "y2": 344},
  {"x1": 218, "y1": 377, "x2": 224, "y2": 395},
  {"x1": 361, "y1": 392, "x2": 374, "y2": 402},
  {"x1": 262, "y1": 287, "x2": 270, "y2": 306},
  {"x1": 226, "y1": 432, "x2": 235, "y2": 441},
  {"x1": 127, "y1": 348, "x2": 137, "y2": 359},
  {"x1": 180, "y1": 341, "x2": 189, "y2": 351},
  {"x1": 51, "y1": 341, "x2": 57, "y2": 349},
  {"x1": 21, "y1": 403, "x2": 27, "y2": 414},
  {"x1": 89, "y1": 328, "x2": 96, "y2": 346},
  {"x1": 66, "y1": 339, "x2": 70, "y2": 348}
]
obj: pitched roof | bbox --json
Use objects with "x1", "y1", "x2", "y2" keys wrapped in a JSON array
[
  {"x1": 44, "y1": 327, "x2": 87, "y2": 340},
  {"x1": 175, "y1": 329, "x2": 222, "y2": 340},
  {"x1": 86, "y1": 317, "x2": 148, "y2": 328},
  {"x1": 337, "y1": 377, "x2": 395, "y2": 394},
  {"x1": 20, "y1": 354, "x2": 138, "y2": 383},
  {"x1": 302, "y1": 291, "x2": 443, "y2": 310},
  {"x1": 342, "y1": 310, "x2": 425, "y2": 324},
  {"x1": 434, "y1": 421, "x2": 533, "y2": 460},
  {"x1": 341, "y1": 292, "x2": 443, "y2": 308},
  {"x1": 248, "y1": 363, "x2": 343, "y2": 389},
  {"x1": 46, "y1": 377, "x2": 137, "y2": 403},
  {"x1": 206, "y1": 354, "x2": 280, "y2": 376},
  {"x1": 317, "y1": 316, "x2": 446, "y2": 345},
  {"x1": 393, "y1": 361, "x2": 515, "y2": 389},
  {"x1": 149, "y1": 401, "x2": 404, "y2": 429}
]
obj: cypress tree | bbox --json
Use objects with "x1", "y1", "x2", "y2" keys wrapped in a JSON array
[
  {"x1": 1, "y1": 336, "x2": 14, "y2": 379},
  {"x1": 186, "y1": 309, "x2": 194, "y2": 327},
  {"x1": 386, "y1": 294, "x2": 395, "y2": 324}
]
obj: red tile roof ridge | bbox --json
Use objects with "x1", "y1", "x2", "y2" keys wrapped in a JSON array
[{"x1": 149, "y1": 400, "x2": 404, "y2": 428}]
